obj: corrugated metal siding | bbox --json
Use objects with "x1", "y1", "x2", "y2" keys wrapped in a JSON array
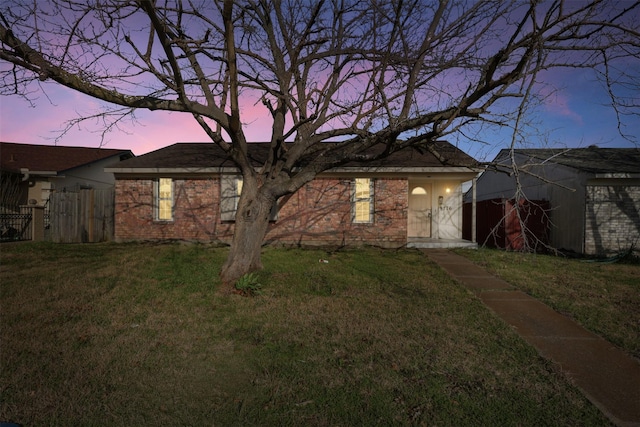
[{"x1": 547, "y1": 176, "x2": 586, "y2": 253}]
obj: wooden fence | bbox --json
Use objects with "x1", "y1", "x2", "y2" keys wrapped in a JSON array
[{"x1": 49, "y1": 188, "x2": 115, "y2": 243}]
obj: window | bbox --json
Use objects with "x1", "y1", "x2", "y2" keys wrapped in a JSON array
[
  {"x1": 411, "y1": 186, "x2": 427, "y2": 195},
  {"x1": 220, "y1": 176, "x2": 241, "y2": 221},
  {"x1": 155, "y1": 178, "x2": 173, "y2": 221},
  {"x1": 220, "y1": 175, "x2": 278, "y2": 221},
  {"x1": 353, "y1": 178, "x2": 374, "y2": 223},
  {"x1": 236, "y1": 178, "x2": 243, "y2": 210}
]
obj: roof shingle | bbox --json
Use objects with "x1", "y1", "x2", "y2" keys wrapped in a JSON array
[
  {"x1": 111, "y1": 141, "x2": 477, "y2": 170},
  {"x1": 0, "y1": 142, "x2": 133, "y2": 174},
  {"x1": 497, "y1": 146, "x2": 640, "y2": 174}
]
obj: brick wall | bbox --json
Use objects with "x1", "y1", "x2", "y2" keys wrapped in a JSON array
[
  {"x1": 266, "y1": 178, "x2": 408, "y2": 247},
  {"x1": 584, "y1": 185, "x2": 640, "y2": 255},
  {"x1": 114, "y1": 177, "x2": 233, "y2": 242},
  {"x1": 115, "y1": 176, "x2": 408, "y2": 247}
]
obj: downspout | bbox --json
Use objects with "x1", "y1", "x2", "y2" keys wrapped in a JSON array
[{"x1": 472, "y1": 176, "x2": 477, "y2": 244}]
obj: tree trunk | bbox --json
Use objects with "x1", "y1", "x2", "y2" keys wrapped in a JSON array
[{"x1": 219, "y1": 188, "x2": 273, "y2": 293}]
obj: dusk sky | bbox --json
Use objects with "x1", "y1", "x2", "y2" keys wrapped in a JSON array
[
  {"x1": 1, "y1": 63, "x2": 637, "y2": 161},
  {"x1": 1, "y1": 0, "x2": 639, "y2": 162}
]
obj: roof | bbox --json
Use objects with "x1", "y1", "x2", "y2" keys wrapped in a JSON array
[
  {"x1": 495, "y1": 146, "x2": 640, "y2": 174},
  {"x1": 1, "y1": 142, "x2": 134, "y2": 174},
  {"x1": 107, "y1": 141, "x2": 478, "y2": 173}
]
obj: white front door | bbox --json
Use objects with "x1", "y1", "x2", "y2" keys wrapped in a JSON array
[{"x1": 408, "y1": 183, "x2": 432, "y2": 238}]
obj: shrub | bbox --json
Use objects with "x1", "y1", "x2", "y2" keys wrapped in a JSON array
[{"x1": 234, "y1": 272, "x2": 262, "y2": 296}]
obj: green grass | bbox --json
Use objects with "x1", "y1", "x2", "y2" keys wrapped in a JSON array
[
  {"x1": 456, "y1": 248, "x2": 640, "y2": 359},
  {"x1": 0, "y1": 242, "x2": 611, "y2": 426}
]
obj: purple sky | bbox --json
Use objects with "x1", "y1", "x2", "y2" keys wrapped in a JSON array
[
  {"x1": 1, "y1": 66, "x2": 637, "y2": 161},
  {"x1": 0, "y1": 81, "x2": 272, "y2": 155}
]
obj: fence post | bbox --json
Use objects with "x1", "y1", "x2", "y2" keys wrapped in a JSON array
[
  {"x1": 18, "y1": 204, "x2": 44, "y2": 241},
  {"x1": 30, "y1": 205, "x2": 45, "y2": 241},
  {"x1": 31, "y1": 206, "x2": 44, "y2": 242}
]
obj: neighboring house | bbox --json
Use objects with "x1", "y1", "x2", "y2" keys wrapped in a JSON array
[
  {"x1": 0, "y1": 142, "x2": 134, "y2": 211},
  {"x1": 105, "y1": 142, "x2": 481, "y2": 248},
  {"x1": 472, "y1": 146, "x2": 640, "y2": 255}
]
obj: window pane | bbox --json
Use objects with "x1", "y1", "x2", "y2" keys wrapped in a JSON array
[
  {"x1": 235, "y1": 178, "x2": 243, "y2": 211},
  {"x1": 158, "y1": 199, "x2": 172, "y2": 220},
  {"x1": 220, "y1": 176, "x2": 238, "y2": 221},
  {"x1": 355, "y1": 178, "x2": 369, "y2": 199},
  {"x1": 237, "y1": 179, "x2": 243, "y2": 197},
  {"x1": 355, "y1": 200, "x2": 370, "y2": 222},
  {"x1": 353, "y1": 178, "x2": 372, "y2": 223},
  {"x1": 411, "y1": 186, "x2": 427, "y2": 195},
  {"x1": 159, "y1": 178, "x2": 172, "y2": 198},
  {"x1": 157, "y1": 178, "x2": 172, "y2": 221}
]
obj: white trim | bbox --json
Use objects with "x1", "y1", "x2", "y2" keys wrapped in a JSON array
[
  {"x1": 154, "y1": 178, "x2": 174, "y2": 221},
  {"x1": 352, "y1": 178, "x2": 374, "y2": 224},
  {"x1": 106, "y1": 166, "x2": 482, "y2": 175}
]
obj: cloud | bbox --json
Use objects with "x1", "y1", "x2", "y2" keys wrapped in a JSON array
[{"x1": 537, "y1": 84, "x2": 584, "y2": 126}]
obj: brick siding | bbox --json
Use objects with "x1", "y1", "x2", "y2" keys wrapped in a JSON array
[
  {"x1": 584, "y1": 185, "x2": 640, "y2": 254},
  {"x1": 114, "y1": 178, "x2": 233, "y2": 242},
  {"x1": 115, "y1": 177, "x2": 408, "y2": 247}
]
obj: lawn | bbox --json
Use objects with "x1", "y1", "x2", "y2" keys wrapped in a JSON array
[
  {"x1": 456, "y1": 248, "x2": 640, "y2": 359},
  {"x1": 0, "y1": 242, "x2": 611, "y2": 426}
]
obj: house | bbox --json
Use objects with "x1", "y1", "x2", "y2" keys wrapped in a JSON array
[
  {"x1": 105, "y1": 142, "x2": 481, "y2": 248},
  {"x1": 1, "y1": 142, "x2": 134, "y2": 242},
  {"x1": 471, "y1": 146, "x2": 640, "y2": 255},
  {"x1": 0, "y1": 142, "x2": 134, "y2": 211}
]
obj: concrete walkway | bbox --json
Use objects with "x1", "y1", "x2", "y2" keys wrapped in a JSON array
[{"x1": 423, "y1": 249, "x2": 640, "y2": 427}]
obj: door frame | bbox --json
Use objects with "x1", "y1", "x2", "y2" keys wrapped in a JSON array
[{"x1": 408, "y1": 181, "x2": 433, "y2": 238}]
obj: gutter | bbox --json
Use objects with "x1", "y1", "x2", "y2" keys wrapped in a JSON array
[
  {"x1": 104, "y1": 166, "x2": 484, "y2": 175},
  {"x1": 20, "y1": 168, "x2": 62, "y2": 181}
]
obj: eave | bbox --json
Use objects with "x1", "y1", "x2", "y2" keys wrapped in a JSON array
[
  {"x1": 19, "y1": 168, "x2": 64, "y2": 181},
  {"x1": 105, "y1": 166, "x2": 482, "y2": 176}
]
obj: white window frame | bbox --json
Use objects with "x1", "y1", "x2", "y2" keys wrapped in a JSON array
[
  {"x1": 220, "y1": 175, "x2": 278, "y2": 221},
  {"x1": 220, "y1": 175, "x2": 241, "y2": 221},
  {"x1": 154, "y1": 178, "x2": 173, "y2": 221},
  {"x1": 352, "y1": 178, "x2": 374, "y2": 223}
]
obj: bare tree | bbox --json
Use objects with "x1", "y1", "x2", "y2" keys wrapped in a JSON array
[
  {"x1": 1, "y1": 0, "x2": 638, "y2": 287},
  {"x1": 0, "y1": 172, "x2": 23, "y2": 212}
]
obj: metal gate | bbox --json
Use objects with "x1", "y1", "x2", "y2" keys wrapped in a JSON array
[{"x1": 0, "y1": 206, "x2": 33, "y2": 242}]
